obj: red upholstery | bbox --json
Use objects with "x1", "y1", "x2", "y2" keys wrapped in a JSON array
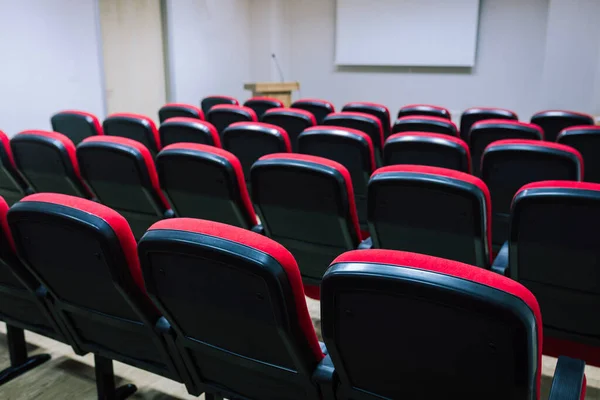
[
  {"x1": 294, "y1": 98, "x2": 335, "y2": 111},
  {"x1": 161, "y1": 103, "x2": 205, "y2": 120},
  {"x1": 264, "y1": 108, "x2": 318, "y2": 126},
  {"x1": 400, "y1": 104, "x2": 451, "y2": 118},
  {"x1": 343, "y1": 102, "x2": 391, "y2": 127},
  {"x1": 395, "y1": 116, "x2": 459, "y2": 137},
  {"x1": 516, "y1": 180, "x2": 600, "y2": 196},
  {"x1": 148, "y1": 217, "x2": 324, "y2": 361},
  {"x1": 18, "y1": 130, "x2": 82, "y2": 178},
  {"x1": 0, "y1": 196, "x2": 15, "y2": 252},
  {"x1": 54, "y1": 110, "x2": 104, "y2": 135},
  {"x1": 373, "y1": 165, "x2": 491, "y2": 261},
  {"x1": 160, "y1": 143, "x2": 258, "y2": 226},
  {"x1": 210, "y1": 104, "x2": 258, "y2": 122},
  {"x1": 533, "y1": 110, "x2": 594, "y2": 120},
  {"x1": 259, "y1": 153, "x2": 362, "y2": 240},
  {"x1": 20, "y1": 193, "x2": 144, "y2": 294},
  {"x1": 107, "y1": 113, "x2": 161, "y2": 151},
  {"x1": 328, "y1": 112, "x2": 384, "y2": 148},
  {"x1": 484, "y1": 139, "x2": 584, "y2": 178},
  {"x1": 560, "y1": 125, "x2": 600, "y2": 135},
  {"x1": 471, "y1": 119, "x2": 544, "y2": 139},
  {"x1": 0, "y1": 130, "x2": 16, "y2": 169},
  {"x1": 228, "y1": 121, "x2": 291, "y2": 152},
  {"x1": 303, "y1": 125, "x2": 376, "y2": 172},
  {"x1": 81, "y1": 136, "x2": 169, "y2": 209},
  {"x1": 162, "y1": 117, "x2": 221, "y2": 147},
  {"x1": 332, "y1": 249, "x2": 543, "y2": 397}
]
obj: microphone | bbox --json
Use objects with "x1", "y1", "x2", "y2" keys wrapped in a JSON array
[{"x1": 271, "y1": 53, "x2": 285, "y2": 83}]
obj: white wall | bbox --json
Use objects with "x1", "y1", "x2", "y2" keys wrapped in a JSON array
[
  {"x1": 247, "y1": 0, "x2": 600, "y2": 120},
  {"x1": 166, "y1": 0, "x2": 253, "y2": 105},
  {"x1": 0, "y1": 0, "x2": 105, "y2": 136}
]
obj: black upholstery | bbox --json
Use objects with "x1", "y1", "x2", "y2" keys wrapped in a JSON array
[
  {"x1": 481, "y1": 140, "x2": 583, "y2": 250},
  {"x1": 159, "y1": 118, "x2": 220, "y2": 147},
  {"x1": 103, "y1": 113, "x2": 161, "y2": 155},
  {"x1": 459, "y1": 107, "x2": 517, "y2": 142},
  {"x1": 244, "y1": 97, "x2": 284, "y2": 119},
  {"x1": 383, "y1": 132, "x2": 471, "y2": 173},
  {"x1": 201, "y1": 95, "x2": 239, "y2": 115},
  {"x1": 298, "y1": 127, "x2": 376, "y2": 231},
  {"x1": 342, "y1": 102, "x2": 392, "y2": 140},
  {"x1": 531, "y1": 110, "x2": 594, "y2": 142},
  {"x1": 0, "y1": 130, "x2": 29, "y2": 205},
  {"x1": 206, "y1": 105, "x2": 257, "y2": 138},
  {"x1": 261, "y1": 108, "x2": 316, "y2": 152},
  {"x1": 50, "y1": 110, "x2": 103, "y2": 145},
  {"x1": 469, "y1": 120, "x2": 543, "y2": 176},
  {"x1": 158, "y1": 103, "x2": 204, "y2": 123},
  {"x1": 323, "y1": 112, "x2": 384, "y2": 166},
  {"x1": 392, "y1": 115, "x2": 458, "y2": 137},
  {"x1": 397, "y1": 104, "x2": 451, "y2": 120},
  {"x1": 291, "y1": 99, "x2": 335, "y2": 124},
  {"x1": 558, "y1": 126, "x2": 600, "y2": 183}
]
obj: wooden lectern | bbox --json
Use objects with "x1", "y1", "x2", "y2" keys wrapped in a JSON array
[{"x1": 244, "y1": 82, "x2": 300, "y2": 107}]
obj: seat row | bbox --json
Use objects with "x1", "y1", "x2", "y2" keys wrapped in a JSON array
[{"x1": 0, "y1": 193, "x2": 588, "y2": 399}]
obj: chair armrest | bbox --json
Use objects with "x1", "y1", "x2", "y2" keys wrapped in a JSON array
[
  {"x1": 251, "y1": 224, "x2": 264, "y2": 235},
  {"x1": 312, "y1": 354, "x2": 336, "y2": 400},
  {"x1": 491, "y1": 241, "x2": 509, "y2": 275},
  {"x1": 549, "y1": 356, "x2": 586, "y2": 400},
  {"x1": 358, "y1": 237, "x2": 372, "y2": 250}
]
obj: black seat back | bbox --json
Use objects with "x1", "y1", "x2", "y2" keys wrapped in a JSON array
[
  {"x1": 511, "y1": 181, "x2": 600, "y2": 366},
  {"x1": 77, "y1": 136, "x2": 171, "y2": 239},
  {"x1": 322, "y1": 249, "x2": 543, "y2": 400},
  {"x1": 481, "y1": 140, "x2": 582, "y2": 250},
  {"x1": 103, "y1": 113, "x2": 161, "y2": 155},
  {"x1": 459, "y1": 107, "x2": 518, "y2": 142},
  {"x1": 11, "y1": 131, "x2": 92, "y2": 198},
  {"x1": 138, "y1": 218, "x2": 324, "y2": 400},
  {"x1": 368, "y1": 165, "x2": 491, "y2": 268},
  {"x1": 298, "y1": 126, "x2": 375, "y2": 231},
  {"x1": 0, "y1": 130, "x2": 29, "y2": 205},
  {"x1": 261, "y1": 108, "x2": 316, "y2": 152},
  {"x1": 243, "y1": 97, "x2": 284, "y2": 119},
  {"x1": 384, "y1": 132, "x2": 471, "y2": 173},
  {"x1": 50, "y1": 110, "x2": 103, "y2": 145},
  {"x1": 393, "y1": 115, "x2": 458, "y2": 137},
  {"x1": 342, "y1": 102, "x2": 391, "y2": 139},
  {"x1": 206, "y1": 105, "x2": 257, "y2": 138},
  {"x1": 530, "y1": 110, "x2": 594, "y2": 142},
  {"x1": 158, "y1": 103, "x2": 204, "y2": 123},
  {"x1": 291, "y1": 98, "x2": 335, "y2": 124},
  {"x1": 159, "y1": 118, "x2": 220, "y2": 147},
  {"x1": 397, "y1": 104, "x2": 451, "y2": 120},
  {"x1": 251, "y1": 153, "x2": 362, "y2": 285},
  {"x1": 558, "y1": 126, "x2": 600, "y2": 183},
  {"x1": 469, "y1": 120, "x2": 543, "y2": 176},
  {"x1": 201, "y1": 95, "x2": 239, "y2": 115},
  {"x1": 156, "y1": 143, "x2": 257, "y2": 229},
  {"x1": 323, "y1": 112, "x2": 384, "y2": 166}
]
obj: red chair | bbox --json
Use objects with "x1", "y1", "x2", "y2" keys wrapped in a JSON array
[
  {"x1": 392, "y1": 115, "x2": 458, "y2": 137},
  {"x1": 321, "y1": 249, "x2": 586, "y2": 399},
  {"x1": 158, "y1": 103, "x2": 204, "y2": 123},
  {"x1": 77, "y1": 136, "x2": 171, "y2": 239},
  {"x1": 323, "y1": 112, "x2": 384, "y2": 166},
  {"x1": 291, "y1": 98, "x2": 335, "y2": 124},
  {"x1": 103, "y1": 113, "x2": 161, "y2": 155},
  {"x1": 243, "y1": 97, "x2": 284, "y2": 119},
  {"x1": 558, "y1": 126, "x2": 600, "y2": 183},
  {"x1": 51, "y1": 110, "x2": 103, "y2": 145},
  {"x1": 156, "y1": 143, "x2": 259, "y2": 230},
  {"x1": 342, "y1": 101, "x2": 392, "y2": 140},
  {"x1": 201, "y1": 95, "x2": 239, "y2": 115},
  {"x1": 261, "y1": 108, "x2": 316, "y2": 152},
  {"x1": 469, "y1": 120, "x2": 543, "y2": 176},
  {"x1": 397, "y1": 104, "x2": 451, "y2": 120},
  {"x1": 460, "y1": 107, "x2": 518, "y2": 142},
  {"x1": 11, "y1": 130, "x2": 92, "y2": 198},
  {"x1": 159, "y1": 118, "x2": 220, "y2": 147},
  {"x1": 368, "y1": 165, "x2": 491, "y2": 268},
  {"x1": 493, "y1": 180, "x2": 600, "y2": 369},
  {"x1": 0, "y1": 130, "x2": 29, "y2": 205},
  {"x1": 138, "y1": 218, "x2": 326, "y2": 400},
  {"x1": 531, "y1": 110, "x2": 594, "y2": 142},
  {"x1": 384, "y1": 132, "x2": 471, "y2": 173},
  {"x1": 251, "y1": 153, "x2": 364, "y2": 299},
  {"x1": 206, "y1": 105, "x2": 257, "y2": 137}
]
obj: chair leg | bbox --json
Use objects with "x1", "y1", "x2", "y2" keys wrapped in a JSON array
[
  {"x1": 0, "y1": 325, "x2": 51, "y2": 385},
  {"x1": 94, "y1": 354, "x2": 137, "y2": 400},
  {"x1": 205, "y1": 393, "x2": 224, "y2": 400}
]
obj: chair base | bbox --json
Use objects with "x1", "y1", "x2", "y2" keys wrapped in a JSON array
[
  {"x1": 0, "y1": 324, "x2": 51, "y2": 385},
  {"x1": 0, "y1": 353, "x2": 51, "y2": 385},
  {"x1": 94, "y1": 354, "x2": 137, "y2": 400}
]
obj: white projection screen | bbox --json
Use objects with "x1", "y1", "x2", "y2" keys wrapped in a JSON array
[{"x1": 335, "y1": 0, "x2": 480, "y2": 67}]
